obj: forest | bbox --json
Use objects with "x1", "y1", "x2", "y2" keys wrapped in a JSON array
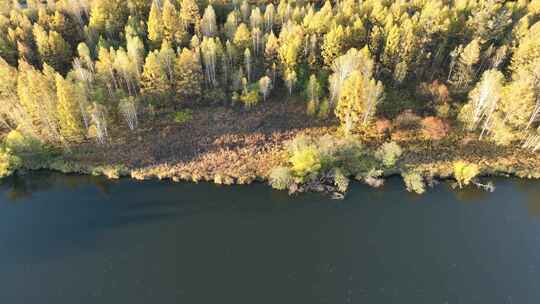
[{"x1": 0, "y1": 0, "x2": 539, "y2": 194}]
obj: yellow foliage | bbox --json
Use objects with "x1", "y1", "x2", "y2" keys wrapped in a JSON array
[
  {"x1": 290, "y1": 146, "x2": 321, "y2": 177},
  {"x1": 453, "y1": 161, "x2": 479, "y2": 188}
]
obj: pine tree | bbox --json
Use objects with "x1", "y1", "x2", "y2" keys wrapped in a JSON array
[
  {"x1": 278, "y1": 22, "x2": 303, "y2": 77},
  {"x1": 174, "y1": 48, "x2": 203, "y2": 105},
  {"x1": 264, "y1": 31, "x2": 279, "y2": 69},
  {"x1": 163, "y1": 0, "x2": 186, "y2": 46},
  {"x1": 147, "y1": 1, "x2": 163, "y2": 49},
  {"x1": 180, "y1": 0, "x2": 200, "y2": 32},
  {"x1": 451, "y1": 39, "x2": 481, "y2": 90},
  {"x1": 224, "y1": 11, "x2": 239, "y2": 41},
  {"x1": 56, "y1": 74, "x2": 84, "y2": 141},
  {"x1": 233, "y1": 23, "x2": 251, "y2": 51},
  {"x1": 322, "y1": 25, "x2": 347, "y2": 68},
  {"x1": 141, "y1": 50, "x2": 172, "y2": 104},
  {"x1": 335, "y1": 71, "x2": 384, "y2": 135},
  {"x1": 33, "y1": 24, "x2": 72, "y2": 73},
  {"x1": 201, "y1": 5, "x2": 217, "y2": 37},
  {"x1": 88, "y1": 0, "x2": 129, "y2": 41}
]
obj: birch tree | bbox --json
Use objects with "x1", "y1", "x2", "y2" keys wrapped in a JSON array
[{"x1": 258, "y1": 76, "x2": 271, "y2": 101}]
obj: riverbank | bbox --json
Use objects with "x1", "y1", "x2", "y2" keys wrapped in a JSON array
[{"x1": 7, "y1": 100, "x2": 540, "y2": 192}]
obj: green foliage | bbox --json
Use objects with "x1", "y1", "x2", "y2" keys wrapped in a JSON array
[
  {"x1": 402, "y1": 171, "x2": 426, "y2": 194},
  {"x1": 173, "y1": 109, "x2": 193, "y2": 124},
  {"x1": 290, "y1": 145, "x2": 322, "y2": 178},
  {"x1": 332, "y1": 167, "x2": 350, "y2": 192},
  {"x1": 2, "y1": 0, "x2": 540, "y2": 176},
  {"x1": 268, "y1": 166, "x2": 294, "y2": 190},
  {"x1": 5, "y1": 130, "x2": 43, "y2": 154},
  {"x1": 453, "y1": 161, "x2": 480, "y2": 188},
  {"x1": 174, "y1": 48, "x2": 203, "y2": 105},
  {"x1": 3, "y1": 130, "x2": 56, "y2": 169},
  {"x1": 0, "y1": 146, "x2": 21, "y2": 178},
  {"x1": 375, "y1": 142, "x2": 403, "y2": 167}
]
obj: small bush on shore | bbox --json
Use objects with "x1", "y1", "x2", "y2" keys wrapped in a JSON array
[
  {"x1": 0, "y1": 146, "x2": 22, "y2": 178},
  {"x1": 3, "y1": 130, "x2": 57, "y2": 169},
  {"x1": 375, "y1": 141, "x2": 403, "y2": 167},
  {"x1": 402, "y1": 171, "x2": 426, "y2": 194},
  {"x1": 453, "y1": 161, "x2": 479, "y2": 188},
  {"x1": 269, "y1": 166, "x2": 294, "y2": 190},
  {"x1": 270, "y1": 134, "x2": 395, "y2": 195}
]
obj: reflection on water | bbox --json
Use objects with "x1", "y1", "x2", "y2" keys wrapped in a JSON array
[
  {"x1": 0, "y1": 171, "x2": 113, "y2": 201},
  {"x1": 513, "y1": 179, "x2": 540, "y2": 216},
  {"x1": 449, "y1": 182, "x2": 490, "y2": 203},
  {"x1": 1, "y1": 172, "x2": 540, "y2": 304}
]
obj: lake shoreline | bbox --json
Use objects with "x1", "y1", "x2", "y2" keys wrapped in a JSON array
[
  {"x1": 6, "y1": 102, "x2": 540, "y2": 194},
  {"x1": 13, "y1": 139, "x2": 540, "y2": 195}
]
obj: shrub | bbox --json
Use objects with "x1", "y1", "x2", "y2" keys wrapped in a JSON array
[
  {"x1": 0, "y1": 147, "x2": 22, "y2": 178},
  {"x1": 4, "y1": 130, "x2": 55, "y2": 167},
  {"x1": 317, "y1": 99, "x2": 330, "y2": 118},
  {"x1": 402, "y1": 171, "x2": 425, "y2": 194},
  {"x1": 394, "y1": 110, "x2": 421, "y2": 130},
  {"x1": 453, "y1": 161, "x2": 479, "y2": 188},
  {"x1": 5, "y1": 130, "x2": 43, "y2": 154},
  {"x1": 290, "y1": 146, "x2": 322, "y2": 178},
  {"x1": 306, "y1": 99, "x2": 318, "y2": 116},
  {"x1": 173, "y1": 109, "x2": 193, "y2": 124},
  {"x1": 421, "y1": 117, "x2": 450, "y2": 140},
  {"x1": 268, "y1": 166, "x2": 294, "y2": 190},
  {"x1": 332, "y1": 167, "x2": 350, "y2": 192},
  {"x1": 375, "y1": 141, "x2": 403, "y2": 167},
  {"x1": 362, "y1": 169, "x2": 385, "y2": 187},
  {"x1": 240, "y1": 88, "x2": 260, "y2": 109},
  {"x1": 202, "y1": 88, "x2": 226, "y2": 104}
]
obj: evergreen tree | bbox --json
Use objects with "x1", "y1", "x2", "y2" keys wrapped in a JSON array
[
  {"x1": 56, "y1": 74, "x2": 85, "y2": 141},
  {"x1": 147, "y1": 1, "x2": 163, "y2": 49},
  {"x1": 174, "y1": 48, "x2": 203, "y2": 105},
  {"x1": 335, "y1": 71, "x2": 384, "y2": 135},
  {"x1": 322, "y1": 25, "x2": 347, "y2": 68},
  {"x1": 88, "y1": 0, "x2": 129, "y2": 41},
  {"x1": 180, "y1": 0, "x2": 200, "y2": 33},
  {"x1": 201, "y1": 5, "x2": 217, "y2": 37},
  {"x1": 233, "y1": 23, "x2": 251, "y2": 51},
  {"x1": 162, "y1": 0, "x2": 186, "y2": 46},
  {"x1": 141, "y1": 50, "x2": 172, "y2": 104}
]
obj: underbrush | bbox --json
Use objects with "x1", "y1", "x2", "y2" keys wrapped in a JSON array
[
  {"x1": 268, "y1": 134, "x2": 401, "y2": 197},
  {"x1": 268, "y1": 132, "x2": 497, "y2": 197}
]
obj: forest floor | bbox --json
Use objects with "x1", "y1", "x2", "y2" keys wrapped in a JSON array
[
  {"x1": 58, "y1": 100, "x2": 335, "y2": 183},
  {"x1": 45, "y1": 98, "x2": 540, "y2": 186}
]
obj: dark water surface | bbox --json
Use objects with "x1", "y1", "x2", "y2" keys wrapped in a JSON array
[{"x1": 1, "y1": 171, "x2": 540, "y2": 303}]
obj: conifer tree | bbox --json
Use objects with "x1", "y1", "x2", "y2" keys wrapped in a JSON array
[
  {"x1": 56, "y1": 74, "x2": 84, "y2": 141},
  {"x1": 162, "y1": 0, "x2": 186, "y2": 46},
  {"x1": 180, "y1": 0, "x2": 200, "y2": 32},
  {"x1": 335, "y1": 71, "x2": 384, "y2": 135},
  {"x1": 322, "y1": 25, "x2": 347, "y2": 68},
  {"x1": 174, "y1": 48, "x2": 203, "y2": 105},
  {"x1": 201, "y1": 5, "x2": 217, "y2": 37},
  {"x1": 224, "y1": 11, "x2": 239, "y2": 41},
  {"x1": 233, "y1": 23, "x2": 251, "y2": 51},
  {"x1": 147, "y1": 1, "x2": 163, "y2": 49},
  {"x1": 264, "y1": 31, "x2": 279, "y2": 69},
  {"x1": 141, "y1": 50, "x2": 172, "y2": 104}
]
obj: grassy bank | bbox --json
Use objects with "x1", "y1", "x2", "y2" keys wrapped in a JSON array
[{"x1": 3, "y1": 100, "x2": 540, "y2": 196}]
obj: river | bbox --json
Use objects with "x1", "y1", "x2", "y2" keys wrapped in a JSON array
[{"x1": 1, "y1": 171, "x2": 540, "y2": 303}]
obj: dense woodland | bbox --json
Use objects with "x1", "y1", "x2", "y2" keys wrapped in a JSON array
[{"x1": 0, "y1": 0, "x2": 539, "y2": 191}]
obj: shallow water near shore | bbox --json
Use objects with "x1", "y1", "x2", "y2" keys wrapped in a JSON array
[{"x1": 1, "y1": 171, "x2": 540, "y2": 303}]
